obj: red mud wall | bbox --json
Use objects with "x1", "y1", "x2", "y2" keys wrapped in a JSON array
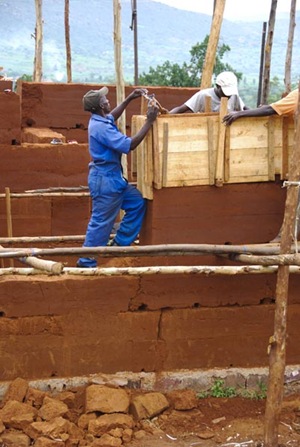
[
  {"x1": 17, "y1": 81, "x2": 198, "y2": 139},
  {"x1": 0, "y1": 92, "x2": 21, "y2": 144},
  {"x1": 1, "y1": 271, "x2": 300, "y2": 381},
  {"x1": 0, "y1": 82, "x2": 299, "y2": 383}
]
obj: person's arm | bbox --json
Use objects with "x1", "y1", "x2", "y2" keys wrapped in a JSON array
[
  {"x1": 130, "y1": 105, "x2": 159, "y2": 150},
  {"x1": 111, "y1": 88, "x2": 148, "y2": 121},
  {"x1": 169, "y1": 104, "x2": 192, "y2": 114},
  {"x1": 223, "y1": 105, "x2": 277, "y2": 126}
]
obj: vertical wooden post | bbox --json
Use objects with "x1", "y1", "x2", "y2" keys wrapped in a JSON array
[
  {"x1": 264, "y1": 85, "x2": 300, "y2": 447},
  {"x1": 215, "y1": 97, "x2": 228, "y2": 186},
  {"x1": 257, "y1": 22, "x2": 267, "y2": 107},
  {"x1": 5, "y1": 187, "x2": 14, "y2": 268},
  {"x1": 33, "y1": 0, "x2": 43, "y2": 82},
  {"x1": 65, "y1": 0, "x2": 72, "y2": 83},
  {"x1": 200, "y1": 0, "x2": 226, "y2": 89},
  {"x1": 261, "y1": 0, "x2": 277, "y2": 104},
  {"x1": 284, "y1": 0, "x2": 296, "y2": 95},
  {"x1": 113, "y1": 0, "x2": 127, "y2": 178}
]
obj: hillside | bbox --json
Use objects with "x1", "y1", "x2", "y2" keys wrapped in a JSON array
[{"x1": 0, "y1": 0, "x2": 299, "y2": 85}]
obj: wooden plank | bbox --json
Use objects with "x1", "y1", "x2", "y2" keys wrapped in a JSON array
[
  {"x1": 205, "y1": 96, "x2": 212, "y2": 112},
  {"x1": 142, "y1": 129, "x2": 154, "y2": 200},
  {"x1": 162, "y1": 123, "x2": 169, "y2": 187},
  {"x1": 130, "y1": 115, "x2": 138, "y2": 177},
  {"x1": 207, "y1": 117, "x2": 215, "y2": 185},
  {"x1": 224, "y1": 126, "x2": 231, "y2": 183},
  {"x1": 152, "y1": 120, "x2": 162, "y2": 189},
  {"x1": 146, "y1": 127, "x2": 154, "y2": 198},
  {"x1": 215, "y1": 97, "x2": 228, "y2": 186},
  {"x1": 136, "y1": 137, "x2": 144, "y2": 194},
  {"x1": 268, "y1": 116, "x2": 275, "y2": 181},
  {"x1": 228, "y1": 147, "x2": 269, "y2": 181},
  {"x1": 140, "y1": 96, "x2": 148, "y2": 115},
  {"x1": 282, "y1": 116, "x2": 289, "y2": 179}
]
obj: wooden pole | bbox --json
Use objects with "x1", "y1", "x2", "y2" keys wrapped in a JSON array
[
  {"x1": 261, "y1": 0, "x2": 277, "y2": 104},
  {"x1": 33, "y1": 0, "x2": 43, "y2": 82},
  {"x1": 225, "y1": 253, "x2": 300, "y2": 266},
  {"x1": 130, "y1": 0, "x2": 139, "y2": 85},
  {"x1": 284, "y1": 0, "x2": 297, "y2": 95},
  {"x1": 113, "y1": 0, "x2": 127, "y2": 179},
  {"x1": 1, "y1": 264, "x2": 300, "y2": 277},
  {"x1": 0, "y1": 243, "x2": 284, "y2": 259},
  {"x1": 264, "y1": 84, "x2": 300, "y2": 447},
  {"x1": 200, "y1": 0, "x2": 226, "y2": 89},
  {"x1": 257, "y1": 22, "x2": 267, "y2": 106},
  {"x1": 65, "y1": 0, "x2": 72, "y2": 83},
  {"x1": 20, "y1": 256, "x2": 63, "y2": 274}
]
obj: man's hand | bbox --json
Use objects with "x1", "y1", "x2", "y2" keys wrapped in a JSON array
[
  {"x1": 146, "y1": 104, "x2": 159, "y2": 123},
  {"x1": 222, "y1": 111, "x2": 240, "y2": 126},
  {"x1": 128, "y1": 88, "x2": 148, "y2": 100}
]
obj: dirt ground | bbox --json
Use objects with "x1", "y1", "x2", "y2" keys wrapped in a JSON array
[{"x1": 130, "y1": 394, "x2": 300, "y2": 447}]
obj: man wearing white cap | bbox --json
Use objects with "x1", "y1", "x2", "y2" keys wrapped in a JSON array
[
  {"x1": 77, "y1": 87, "x2": 159, "y2": 268},
  {"x1": 169, "y1": 71, "x2": 248, "y2": 114}
]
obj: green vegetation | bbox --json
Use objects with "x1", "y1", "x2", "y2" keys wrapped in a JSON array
[
  {"x1": 138, "y1": 35, "x2": 296, "y2": 108},
  {"x1": 197, "y1": 379, "x2": 267, "y2": 400},
  {"x1": 139, "y1": 35, "x2": 242, "y2": 87}
]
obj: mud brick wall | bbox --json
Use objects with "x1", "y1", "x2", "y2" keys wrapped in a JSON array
[
  {"x1": 0, "y1": 79, "x2": 13, "y2": 91},
  {"x1": 0, "y1": 143, "x2": 90, "y2": 192},
  {"x1": 141, "y1": 181, "x2": 287, "y2": 245},
  {"x1": 0, "y1": 271, "x2": 300, "y2": 381},
  {"x1": 0, "y1": 143, "x2": 91, "y2": 237},
  {"x1": 17, "y1": 81, "x2": 199, "y2": 139},
  {"x1": 0, "y1": 91, "x2": 21, "y2": 144},
  {"x1": 0, "y1": 196, "x2": 89, "y2": 238}
]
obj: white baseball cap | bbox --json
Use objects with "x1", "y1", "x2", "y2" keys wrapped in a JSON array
[{"x1": 215, "y1": 71, "x2": 238, "y2": 96}]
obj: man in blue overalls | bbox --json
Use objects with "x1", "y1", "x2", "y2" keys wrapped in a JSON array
[{"x1": 77, "y1": 87, "x2": 158, "y2": 268}]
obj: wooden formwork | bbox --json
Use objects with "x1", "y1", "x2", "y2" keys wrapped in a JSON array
[{"x1": 132, "y1": 113, "x2": 295, "y2": 200}]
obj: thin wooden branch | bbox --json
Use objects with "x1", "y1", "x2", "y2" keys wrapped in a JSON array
[
  {"x1": 25, "y1": 187, "x2": 88, "y2": 193},
  {"x1": 0, "y1": 192, "x2": 90, "y2": 198},
  {"x1": 1, "y1": 265, "x2": 300, "y2": 277},
  {"x1": 0, "y1": 235, "x2": 85, "y2": 244},
  {"x1": 66, "y1": 265, "x2": 300, "y2": 276},
  {"x1": 0, "y1": 244, "x2": 282, "y2": 259},
  {"x1": 226, "y1": 253, "x2": 300, "y2": 266}
]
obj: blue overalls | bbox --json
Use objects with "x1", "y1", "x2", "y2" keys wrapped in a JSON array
[{"x1": 77, "y1": 114, "x2": 146, "y2": 268}]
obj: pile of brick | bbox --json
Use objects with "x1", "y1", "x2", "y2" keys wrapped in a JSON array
[{"x1": 0, "y1": 378, "x2": 197, "y2": 447}]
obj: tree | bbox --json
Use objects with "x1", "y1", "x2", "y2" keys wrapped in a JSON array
[{"x1": 139, "y1": 35, "x2": 242, "y2": 87}]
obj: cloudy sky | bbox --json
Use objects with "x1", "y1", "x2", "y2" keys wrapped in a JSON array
[{"x1": 150, "y1": 0, "x2": 295, "y2": 20}]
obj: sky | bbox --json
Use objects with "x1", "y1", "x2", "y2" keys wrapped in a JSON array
[{"x1": 151, "y1": 0, "x2": 294, "y2": 21}]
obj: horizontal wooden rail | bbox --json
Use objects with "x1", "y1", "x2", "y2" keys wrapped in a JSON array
[
  {"x1": 0, "y1": 264, "x2": 300, "y2": 276},
  {"x1": 0, "y1": 243, "x2": 284, "y2": 259}
]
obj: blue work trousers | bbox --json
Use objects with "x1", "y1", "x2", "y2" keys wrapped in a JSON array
[{"x1": 78, "y1": 165, "x2": 146, "y2": 267}]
